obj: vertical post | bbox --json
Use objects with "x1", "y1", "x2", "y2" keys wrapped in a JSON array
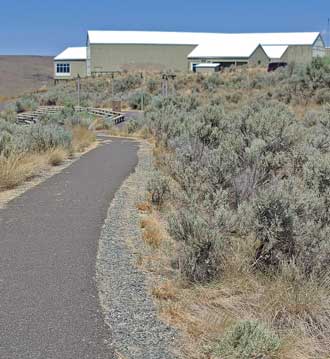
[
  {"x1": 165, "y1": 77, "x2": 168, "y2": 97},
  {"x1": 77, "y1": 74, "x2": 81, "y2": 108},
  {"x1": 328, "y1": 18, "x2": 330, "y2": 48},
  {"x1": 111, "y1": 73, "x2": 115, "y2": 100},
  {"x1": 141, "y1": 72, "x2": 144, "y2": 111},
  {"x1": 161, "y1": 74, "x2": 168, "y2": 97}
]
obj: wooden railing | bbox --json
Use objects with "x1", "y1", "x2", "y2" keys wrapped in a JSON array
[{"x1": 16, "y1": 106, "x2": 125, "y2": 125}]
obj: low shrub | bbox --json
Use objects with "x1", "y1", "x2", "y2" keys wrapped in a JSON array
[
  {"x1": 0, "y1": 153, "x2": 46, "y2": 190},
  {"x1": 47, "y1": 148, "x2": 67, "y2": 166},
  {"x1": 72, "y1": 126, "x2": 95, "y2": 152},
  {"x1": 113, "y1": 74, "x2": 143, "y2": 93},
  {"x1": 146, "y1": 78, "x2": 159, "y2": 94},
  {"x1": 169, "y1": 208, "x2": 222, "y2": 282},
  {"x1": 140, "y1": 216, "x2": 164, "y2": 248},
  {"x1": 0, "y1": 120, "x2": 72, "y2": 157},
  {"x1": 215, "y1": 320, "x2": 280, "y2": 359},
  {"x1": 202, "y1": 73, "x2": 223, "y2": 91},
  {"x1": 253, "y1": 183, "x2": 295, "y2": 271},
  {"x1": 147, "y1": 170, "x2": 170, "y2": 206},
  {"x1": 128, "y1": 91, "x2": 151, "y2": 110},
  {"x1": 15, "y1": 97, "x2": 38, "y2": 113}
]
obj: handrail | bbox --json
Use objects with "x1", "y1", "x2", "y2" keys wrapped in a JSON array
[{"x1": 16, "y1": 106, "x2": 126, "y2": 125}]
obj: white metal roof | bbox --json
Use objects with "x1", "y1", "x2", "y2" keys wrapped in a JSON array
[
  {"x1": 188, "y1": 41, "x2": 258, "y2": 58},
  {"x1": 261, "y1": 45, "x2": 288, "y2": 59},
  {"x1": 195, "y1": 63, "x2": 220, "y2": 68},
  {"x1": 54, "y1": 47, "x2": 87, "y2": 61},
  {"x1": 188, "y1": 32, "x2": 320, "y2": 58},
  {"x1": 87, "y1": 31, "x2": 320, "y2": 59}
]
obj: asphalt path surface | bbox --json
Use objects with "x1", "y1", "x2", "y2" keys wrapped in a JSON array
[{"x1": 0, "y1": 137, "x2": 139, "y2": 358}]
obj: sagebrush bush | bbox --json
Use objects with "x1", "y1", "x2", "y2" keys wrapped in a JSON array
[
  {"x1": 216, "y1": 320, "x2": 280, "y2": 359},
  {"x1": 113, "y1": 74, "x2": 143, "y2": 93},
  {"x1": 253, "y1": 182, "x2": 295, "y2": 270},
  {"x1": 144, "y1": 90, "x2": 330, "y2": 279},
  {"x1": 147, "y1": 170, "x2": 170, "y2": 206},
  {"x1": 202, "y1": 73, "x2": 223, "y2": 91},
  {"x1": 0, "y1": 120, "x2": 72, "y2": 157},
  {"x1": 168, "y1": 207, "x2": 222, "y2": 282},
  {"x1": 128, "y1": 91, "x2": 151, "y2": 110}
]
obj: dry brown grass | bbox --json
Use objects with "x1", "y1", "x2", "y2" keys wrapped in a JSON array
[
  {"x1": 0, "y1": 127, "x2": 95, "y2": 194},
  {"x1": 0, "y1": 148, "x2": 70, "y2": 192},
  {"x1": 47, "y1": 148, "x2": 68, "y2": 166},
  {"x1": 107, "y1": 125, "x2": 151, "y2": 140},
  {"x1": 107, "y1": 126, "x2": 129, "y2": 137},
  {"x1": 140, "y1": 215, "x2": 165, "y2": 249},
  {"x1": 136, "y1": 201, "x2": 152, "y2": 212},
  {"x1": 152, "y1": 281, "x2": 178, "y2": 301},
  {"x1": 0, "y1": 153, "x2": 47, "y2": 190},
  {"x1": 0, "y1": 95, "x2": 9, "y2": 103},
  {"x1": 72, "y1": 126, "x2": 96, "y2": 152}
]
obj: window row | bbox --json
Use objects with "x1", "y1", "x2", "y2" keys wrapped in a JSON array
[{"x1": 56, "y1": 63, "x2": 70, "y2": 74}]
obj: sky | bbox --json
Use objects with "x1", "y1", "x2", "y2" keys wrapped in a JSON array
[{"x1": 0, "y1": 0, "x2": 329, "y2": 56}]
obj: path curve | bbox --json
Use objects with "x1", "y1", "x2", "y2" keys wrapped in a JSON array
[{"x1": 0, "y1": 137, "x2": 139, "y2": 359}]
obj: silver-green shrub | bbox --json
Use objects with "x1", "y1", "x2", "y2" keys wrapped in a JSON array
[
  {"x1": 147, "y1": 170, "x2": 170, "y2": 206},
  {"x1": 0, "y1": 119, "x2": 72, "y2": 157},
  {"x1": 168, "y1": 206, "x2": 223, "y2": 282},
  {"x1": 215, "y1": 320, "x2": 280, "y2": 359},
  {"x1": 144, "y1": 92, "x2": 330, "y2": 278}
]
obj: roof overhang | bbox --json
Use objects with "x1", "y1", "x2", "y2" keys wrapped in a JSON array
[{"x1": 54, "y1": 47, "x2": 87, "y2": 61}]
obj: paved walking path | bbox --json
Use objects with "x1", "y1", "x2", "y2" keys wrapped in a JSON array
[{"x1": 0, "y1": 137, "x2": 139, "y2": 359}]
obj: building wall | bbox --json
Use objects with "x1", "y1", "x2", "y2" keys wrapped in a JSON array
[
  {"x1": 249, "y1": 46, "x2": 270, "y2": 66},
  {"x1": 188, "y1": 58, "x2": 248, "y2": 71},
  {"x1": 89, "y1": 44, "x2": 197, "y2": 73},
  {"x1": 195, "y1": 66, "x2": 220, "y2": 73},
  {"x1": 86, "y1": 42, "x2": 91, "y2": 76},
  {"x1": 312, "y1": 35, "x2": 326, "y2": 57},
  {"x1": 54, "y1": 60, "x2": 87, "y2": 80},
  {"x1": 326, "y1": 48, "x2": 330, "y2": 57},
  {"x1": 281, "y1": 45, "x2": 313, "y2": 64}
]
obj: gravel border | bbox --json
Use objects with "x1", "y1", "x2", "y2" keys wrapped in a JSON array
[{"x1": 96, "y1": 141, "x2": 177, "y2": 359}]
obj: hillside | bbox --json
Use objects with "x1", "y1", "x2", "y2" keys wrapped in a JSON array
[{"x1": 0, "y1": 56, "x2": 53, "y2": 100}]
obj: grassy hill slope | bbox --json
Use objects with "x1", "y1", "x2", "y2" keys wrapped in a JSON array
[{"x1": 0, "y1": 56, "x2": 53, "y2": 99}]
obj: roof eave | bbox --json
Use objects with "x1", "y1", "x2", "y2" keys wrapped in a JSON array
[
  {"x1": 54, "y1": 58, "x2": 87, "y2": 61},
  {"x1": 188, "y1": 55, "x2": 250, "y2": 59}
]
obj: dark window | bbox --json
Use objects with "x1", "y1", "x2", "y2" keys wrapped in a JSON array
[
  {"x1": 267, "y1": 62, "x2": 287, "y2": 72},
  {"x1": 56, "y1": 63, "x2": 70, "y2": 74}
]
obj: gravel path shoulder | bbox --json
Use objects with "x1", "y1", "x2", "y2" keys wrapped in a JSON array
[{"x1": 97, "y1": 141, "x2": 177, "y2": 359}]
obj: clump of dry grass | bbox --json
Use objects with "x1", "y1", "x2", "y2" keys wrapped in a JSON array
[
  {"x1": 47, "y1": 148, "x2": 67, "y2": 166},
  {"x1": 107, "y1": 126, "x2": 129, "y2": 137},
  {"x1": 152, "y1": 281, "x2": 178, "y2": 301},
  {"x1": 72, "y1": 126, "x2": 96, "y2": 152},
  {"x1": 0, "y1": 148, "x2": 70, "y2": 192},
  {"x1": 140, "y1": 215, "x2": 165, "y2": 248},
  {"x1": 136, "y1": 201, "x2": 152, "y2": 212},
  {"x1": 0, "y1": 153, "x2": 47, "y2": 190}
]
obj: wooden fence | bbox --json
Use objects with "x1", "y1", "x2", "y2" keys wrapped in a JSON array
[{"x1": 16, "y1": 106, "x2": 125, "y2": 125}]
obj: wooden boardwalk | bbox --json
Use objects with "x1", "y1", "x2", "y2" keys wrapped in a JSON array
[{"x1": 16, "y1": 106, "x2": 125, "y2": 125}]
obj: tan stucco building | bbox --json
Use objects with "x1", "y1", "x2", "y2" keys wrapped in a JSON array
[
  {"x1": 54, "y1": 47, "x2": 87, "y2": 80},
  {"x1": 54, "y1": 31, "x2": 327, "y2": 79},
  {"x1": 187, "y1": 32, "x2": 326, "y2": 69}
]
